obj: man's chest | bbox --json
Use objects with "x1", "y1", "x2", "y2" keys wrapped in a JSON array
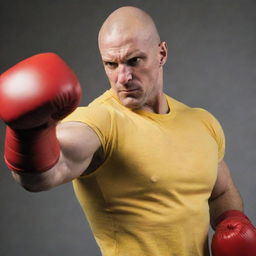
[{"x1": 102, "y1": 117, "x2": 219, "y2": 195}]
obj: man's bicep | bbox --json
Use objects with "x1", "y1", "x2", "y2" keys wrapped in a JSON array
[
  {"x1": 209, "y1": 160, "x2": 234, "y2": 201},
  {"x1": 56, "y1": 121, "x2": 102, "y2": 179}
]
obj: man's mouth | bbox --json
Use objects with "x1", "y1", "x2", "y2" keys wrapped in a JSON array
[{"x1": 120, "y1": 88, "x2": 139, "y2": 92}]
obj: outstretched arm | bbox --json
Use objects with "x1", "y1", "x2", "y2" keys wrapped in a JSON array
[
  {"x1": 11, "y1": 121, "x2": 101, "y2": 192},
  {"x1": 0, "y1": 53, "x2": 102, "y2": 192}
]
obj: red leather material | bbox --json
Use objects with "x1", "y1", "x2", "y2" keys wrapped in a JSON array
[
  {"x1": 0, "y1": 53, "x2": 81, "y2": 172},
  {"x1": 212, "y1": 210, "x2": 256, "y2": 256}
]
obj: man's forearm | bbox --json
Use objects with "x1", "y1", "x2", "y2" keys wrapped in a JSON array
[
  {"x1": 11, "y1": 164, "x2": 61, "y2": 192},
  {"x1": 209, "y1": 185, "x2": 244, "y2": 229}
]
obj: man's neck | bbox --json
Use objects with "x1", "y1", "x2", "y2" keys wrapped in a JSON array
[{"x1": 142, "y1": 92, "x2": 169, "y2": 114}]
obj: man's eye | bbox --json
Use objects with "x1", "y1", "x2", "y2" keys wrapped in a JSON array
[
  {"x1": 105, "y1": 62, "x2": 118, "y2": 69},
  {"x1": 127, "y1": 57, "x2": 141, "y2": 66}
]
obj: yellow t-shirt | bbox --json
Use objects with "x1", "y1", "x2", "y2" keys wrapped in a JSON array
[{"x1": 63, "y1": 89, "x2": 225, "y2": 256}]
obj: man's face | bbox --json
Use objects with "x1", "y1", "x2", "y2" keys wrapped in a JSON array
[{"x1": 99, "y1": 34, "x2": 167, "y2": 109}]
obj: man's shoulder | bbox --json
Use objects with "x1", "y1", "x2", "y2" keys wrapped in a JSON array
[
  {"x1": 88, "y1": 90, "x2": 123, "y2": 112},
  {"x1": 88, "y1": 90, "x2": 113, "y2": 106},
  {"x1": 62, "y1": 90, "x2": 115, "y2": 124},
  {"x1": 166, "y1": 95, "x2": 190, "y2": 112},
  {"x1": 166, "y1": 94, "x2": 215, "y2": 120},
  {"x1": 166, "y1": 95, "x2": 201, "y2": 113}
]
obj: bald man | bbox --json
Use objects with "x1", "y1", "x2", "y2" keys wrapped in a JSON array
[{"x1": 2, "y1": 5, "x2": 256, "y2": 256}]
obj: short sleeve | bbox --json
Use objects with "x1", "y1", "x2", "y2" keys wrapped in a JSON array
[
  {"x1": 61, "y1": 105, "x2": 114, "y2": 158},
  {"x1": 197, "y1": 108, "x2": 226, "y2": 162}
]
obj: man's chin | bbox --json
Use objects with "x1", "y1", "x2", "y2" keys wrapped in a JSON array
[{"x1": 119, "y1": 96, "x2": 142, "y2": 110}]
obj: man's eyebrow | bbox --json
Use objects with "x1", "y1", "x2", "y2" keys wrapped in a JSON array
[
  {"x1": 102, "y1": 50, "x2": 146, "y2": 62},
  {"x1": 126, "y1": 51, "x2": 146, "y2": 58}
]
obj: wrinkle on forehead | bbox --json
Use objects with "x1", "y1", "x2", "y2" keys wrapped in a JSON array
[
  {"x1": 101, "y1": 44, "x2": 146, "y2": 63},
  {"x1": 98, "y1": 6, "x2": 160, "y2": 51}
]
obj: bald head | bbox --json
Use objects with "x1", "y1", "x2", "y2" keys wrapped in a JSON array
[
  {"x1": 98, "y1": 6, "x2": 160, "y2": 50},
  {"x1": 97, "y1": 7, "x2": 168, "y2": 113}
]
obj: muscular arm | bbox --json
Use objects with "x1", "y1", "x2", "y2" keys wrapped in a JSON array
[
  {"x1": 208, "y1": 159, "x2": 243, "y2": 229},
  {"x1": 11, "y1": 121, "x2": 101, "y2": 192}
]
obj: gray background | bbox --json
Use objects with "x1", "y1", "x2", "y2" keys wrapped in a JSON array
[{"x1": 0, "y1": 0, "x2": 255, "y2": 255}]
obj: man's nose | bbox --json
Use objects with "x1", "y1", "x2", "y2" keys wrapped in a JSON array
[{"x1": 117, "y1": 64, "x2": 132, "y2": 85}]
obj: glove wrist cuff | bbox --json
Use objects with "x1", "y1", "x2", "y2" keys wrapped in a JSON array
[{"x1": 4, "y1": 125, "x2": 60, "y2": 172}]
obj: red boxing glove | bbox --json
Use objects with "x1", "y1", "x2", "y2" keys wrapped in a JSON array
[
  {"x1": 0, "y1": 53, "x2": 81, "y2": 172},
  {"x1": 211, "y1": 210, "x2": 256, "y2": 256}
]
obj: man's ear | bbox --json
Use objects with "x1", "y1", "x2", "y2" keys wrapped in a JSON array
[{"x1": 159, "y1": 41, "x2": 168, "y2": 66}]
